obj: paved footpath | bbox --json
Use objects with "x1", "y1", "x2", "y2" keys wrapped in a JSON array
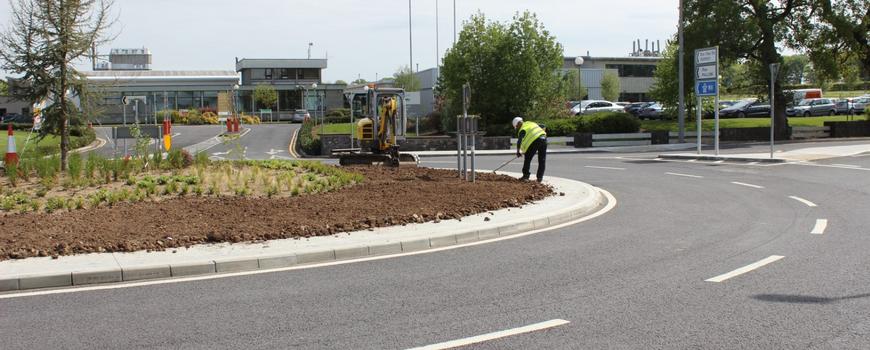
[{"x1": 0, "y1": 173, "x2": 609, "y2": 293}]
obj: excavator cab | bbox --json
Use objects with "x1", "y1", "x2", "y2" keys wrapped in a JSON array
[{"x1": 336, "y1": 86, "x2": 418, "y2": 166}]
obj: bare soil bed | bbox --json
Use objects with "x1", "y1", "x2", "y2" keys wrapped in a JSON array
[{"x1": 0, "y1": 166, "x2": 552, "y2": 260}]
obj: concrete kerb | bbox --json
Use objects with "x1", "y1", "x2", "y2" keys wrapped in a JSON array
[
  {"x1": 658, "y1": 154, "x2": 786, "y2": 163},
  {"x1": 0, "y1": 174, "x2": 607, "y2": 293}
]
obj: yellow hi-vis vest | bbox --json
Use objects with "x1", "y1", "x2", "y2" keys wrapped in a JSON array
[{"x1": 518, "y1": 122, "x2": 546, "y2": 153}]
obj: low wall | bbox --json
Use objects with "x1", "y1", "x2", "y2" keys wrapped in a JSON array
[
  {"x1": 825, "y1": 121, "x2": 870, "y2": 138},
  {"x1": 320, "y1": 134, "x2": 511, "y2": 155}
]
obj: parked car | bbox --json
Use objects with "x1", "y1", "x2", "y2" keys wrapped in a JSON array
[
  {"x1": 719, "y1": 98, "x2": 770, "y2": 118},
  {"x1": 852, "y1": 96, "x2": 870, "y2": 113},
  {"x1": 834, "y1": 99, "x2": 857, "y2": 115},
  {"x1": 574, "y1": 100, "x2": 625, "y2": 115},
  {"x1": 638, "y1": 103, "x2": 664, "y2": 120},
  {"x1": 718, "y1": 100, "x2": 736, "y2": 109},
  {"x1": 291, "y1": 109, "x2": 311, "y2": 123},
  {"x1": 786, "y1": 98, "x2": 837, "y2": 117},
  {"x1": 1, "y1": 113, "x2": 32, "y2": 124},
  {"x1": 625, "y1": 102, "x2": 654, "y2": 116}
]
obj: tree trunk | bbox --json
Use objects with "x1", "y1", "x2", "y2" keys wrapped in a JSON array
[
  {"x1": 758, "y1": 17, "x2": 790, "y2": 141},
  {"x1": 60, "y1": 65, "x2": 69, "y2": 171}
]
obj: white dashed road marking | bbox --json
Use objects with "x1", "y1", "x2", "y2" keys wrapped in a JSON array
[
  {"x1": 731, "y1": 182, "x2": 764, "y2": 189},
  {"x1": 789, "y1": 196, "x2": 818, "y2": 207},
  {"x1": 666, "y1": 172, "x2": 703, "y2": 178},
  {"x1": 706, "y1": 255, "x2": 785, "y2": 283},
  {"x1": 406, "y1": 319, "x2": 570, "y2": 350},
  {"x1": 811, "y1": 219, "x2": 828, "y2": 235}
]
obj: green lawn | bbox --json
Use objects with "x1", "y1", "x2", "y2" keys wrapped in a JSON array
[
  {"x1": 641, "y1": 115, "x2": 866, "y2": 132},
  {"x1": 0, "y1": 132, "x2": 93, "y2": 159}
]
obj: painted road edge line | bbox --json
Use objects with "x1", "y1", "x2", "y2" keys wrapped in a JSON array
[
  {"x1": 811, "y1": 219, "x2": 828, "y2": 235},
  {"x1": 731, "y1": 181, "x2": 764, "y2": 189},
  {"x1": 789, "y1": 196, "x2": 818, "y2": 207},
  {"x1": 585, "y1": 166, "x2": 626, "y2": 170},
  {"x1": 705, "y1": 255, "x2": 785, "y2": 283},
  {"x1": 406, "y1": 319, "x2": 570, "y2": 350},
  {"x1": 665, "y1": 172, "x2": 703, "y2": 178},
  {"x1": 288, "y1": 128, "x2": 300, "y2": 158},
  {"x1": 0, "y1": 189, "x2": 616, "y2": 299}
]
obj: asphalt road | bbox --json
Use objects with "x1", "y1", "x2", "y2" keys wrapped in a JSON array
[
  {"x1": 204, "y1": 123, "x2": 300, "y2": 161},
  {"x1": 2, "y1": 135, "x2": 870, "y2": 349},
  {"x1": 90, "y1": 125, "x2": 226, "y2": 158}
]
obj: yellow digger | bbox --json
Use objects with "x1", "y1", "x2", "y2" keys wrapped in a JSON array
[{"x1": 336, "y1": 85, "x2": 418, "y2": 166}]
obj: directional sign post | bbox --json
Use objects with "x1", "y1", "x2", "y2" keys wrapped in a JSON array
[{"x1": 694, "y1": 47, "x2": 719, "y2": 155}]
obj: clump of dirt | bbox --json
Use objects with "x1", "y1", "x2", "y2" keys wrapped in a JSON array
[{"x1": 0, "y1": 166, "x2": 552, "y2": 260}]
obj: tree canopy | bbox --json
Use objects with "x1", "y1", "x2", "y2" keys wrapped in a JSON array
[
  {"x1": 392, "y1": 66, "x2": 421, "y2": 92},
  {"x1": 438, "y1": 11, "x2": 565, "y2": 134},
  {"x1": 600, "y1": 72, "x2": 620, "y2": 102},
  {"x1": 253, "y1": 84, "x2": 277, "y2": 109}
]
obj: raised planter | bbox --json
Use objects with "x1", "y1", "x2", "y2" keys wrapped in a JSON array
[{"x1": 319, "y1": 134, "x2": 511, "y2": 155}]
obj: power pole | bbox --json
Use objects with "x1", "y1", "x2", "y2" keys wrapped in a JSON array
[
  {"x1": 436, "y1": 0, "x2": 440, "y2": 67},
  {"x1": 453, "y1": 0, "x2": 456, "y2": 43},
  {"x1": 409, "y1": 0, "x2": 413, "y2": 74}
]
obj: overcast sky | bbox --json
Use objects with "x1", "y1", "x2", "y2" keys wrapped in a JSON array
[{"x1": 1, "y1": 0, "x2": 679, "y2": 82}]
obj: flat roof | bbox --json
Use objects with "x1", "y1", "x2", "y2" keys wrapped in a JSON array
[
  {"x1": 84, "y1": 70, "x2": 238, "y2": 80},
  {"x1": 566, "y1": 56, "x2": 663, "y2": 63},
  {"x1": 236, "y1": 59, "x2": 328, "y2": 71}
]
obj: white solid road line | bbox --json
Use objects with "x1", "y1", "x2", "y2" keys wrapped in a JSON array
[
  {"x1": 811, "y1": 219, "x2": 828, "y2": 235},
  {"x1": 831, "y1": 164, "x2": 860, "y2": 168},
  {"x1": 789, "y1": 196, "x2": 818, "y2": 207},
  {"x1": 406, "y1": 319, "x2": 570, "y2": 350},
  {"x1": 0, "y1": 190, "x2": 618, "y2": 299},
  {"x1": 585, "y1": 165, "x2": 626, "y2": 170},
  {"x1": 706, "y1": 255, "x2": 785, "y2": 283},
  {"x1": 731, "y1": 181, "x2": 764, "y2": 189},
  {"x1": 665, "y1": 172, "x2": 703, "y2": 178}
]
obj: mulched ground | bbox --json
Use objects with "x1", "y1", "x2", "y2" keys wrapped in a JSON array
[{"x1": 0, "y1": 166, "x2": 553, "y2": 260}]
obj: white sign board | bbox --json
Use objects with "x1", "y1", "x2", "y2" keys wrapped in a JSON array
[
  {"x1": 122, "y1": 95, "x2": 147, "y2": 105},
  {"x1": 695, "y1": 47, "x2": 718, "y2": 65},
  {"x1": 404, "y1": 91, "x2": 421, "y2": 105},
  {"x1": 697, "y1": 65, "x2": 718, "y2": 80}
]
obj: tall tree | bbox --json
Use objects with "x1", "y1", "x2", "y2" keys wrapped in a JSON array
[
  {"x1": 600, "y1": 71, "x2": 620, "y2": 102},
  {"x1": 439, "y1": 11, "x2": 564, "y2": 133},
  {"x1": 0, "y1": 80, "x2": 8, "y2": 95},
  {"x1": 781, "y1": 55, "x2": 810, "y2": 85},
  {"x1": 392, "y1": 65, "x2": 421, "y2": 92},
  {"x1": 683, "y1": 0, "x2": 811, "y2": 139},
  {"x1": 0, "y1": 0, "x2": 114, "y2": 170},
  {"x1": 562, "y1": 69, "x2": 587, "y2": 101}
]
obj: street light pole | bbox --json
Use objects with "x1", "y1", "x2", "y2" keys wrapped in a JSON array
[
  {"x1": 678, "y1": 0, "x2": 686, "y2": 143},
  {"x1": 308, "y1": 42, "x2": 313, "y2": 59},
  {"x1": 436, "y1": 0, "x2": 439, "y2": 67},
  {"x1": 770, "y1": 63, "x2": 780, "y2": 159},
  {"x1": 453, "y1": 0, "x2": 456, "y2": 43}
]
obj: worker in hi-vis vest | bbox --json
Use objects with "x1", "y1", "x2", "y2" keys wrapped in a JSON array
[{"x1": 512, "y1": 117, "x2": 547, "y2": 182}]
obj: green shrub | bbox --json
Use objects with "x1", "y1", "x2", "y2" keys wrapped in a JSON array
[
  {"x1": 532, "y1": 118, "x2": 583, "y2": 137},
  {"x1": 298, "y1": 120, "x2": 321, "y2": 155},
  {"x1": 68, "y1": 153, "x2": 83, "y2": 181},
  {"x1": 5, "y1": 163, "x2": 18, "y2": 186},
  {"x1": 85, "y1": 155, "x2": 99, "y2": 180},
  {"x1": 45, "y1": 197, "x2": 66, "y2": 213},
  {"x1": 166, "y1": 149, "x2": 194, "y2": 169},
  {"x1": 581, "y1": 112, "x2": 641, "y2": 134},
  {"x1": 864, "y1": 106, "x2": 870, "y2": 120}
]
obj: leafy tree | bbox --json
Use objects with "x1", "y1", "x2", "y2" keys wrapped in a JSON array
[
  {"x1": 439, "y1": 11, "x2": 564, "y2": 134},
  {"x1": 600, "y1": 71, "x2": 620, "y2": 102},
  {"x1": 0, "y1": 80, "x2": 7, "y2": 95},
  {"x1": 0, "y1": 0, "x2": 114, "y2": 170},
  {"x1": 683, "y1": 0, "x2": 813, "y2": 139},
  {"x1": 252, "y1": 84, "x2": 277, "y2": 110},
  {"x1": 782, "y1": 55, "x2": 810, "y2": 85},
  {"x1": 562, "y1": 69, "x2": 587, "y2": 101},
  {"x1": 790, "y1": 0, "x2": 869, "y2": 81},
  {"x1": 392, "y1": 65, "x2": 421, "y2": 91},
  {"x1": 351, "y1": 78, "x2": 368, "y2": 85},
  {"x1": 334, "y1": 80, "x2": 348, "y2": 85}
]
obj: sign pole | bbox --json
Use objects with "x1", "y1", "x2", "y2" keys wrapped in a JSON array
[
  {"x1": 769, "y1": 63, "x2": 779, "y2": 159},
  {"x1": 714, "y1": 91, "x2": 720, "y2": 156},
  {"x1": 697, "y1": 96, "x2": 702, "y2": 154}
]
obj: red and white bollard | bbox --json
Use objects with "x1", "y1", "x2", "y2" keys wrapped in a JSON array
[{"x1": 5, "y1": 124, "x2": 18, "y2": 166}]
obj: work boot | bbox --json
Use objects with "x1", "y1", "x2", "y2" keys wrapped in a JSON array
[
  {"x1": 519, "y1": 176, "x2": 529, "y2": 181},
  {"x1": 536, "y1": 178, "x2": 544, "y2": 183}
]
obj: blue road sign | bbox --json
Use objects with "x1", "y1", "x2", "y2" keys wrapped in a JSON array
[{"x1": 696, "y1": 80, "x2": 718, "y2": 96}]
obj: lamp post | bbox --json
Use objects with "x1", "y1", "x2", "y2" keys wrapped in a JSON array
[
  {"x1": 232, "y1": 84, "x2": 239, "y2": 118},
  {"x1": 311, "y1": 83, "x2": 318, "y2": 128},
  {"x1": 308, "y1": 42, "x2": 313, "y2": 59}
]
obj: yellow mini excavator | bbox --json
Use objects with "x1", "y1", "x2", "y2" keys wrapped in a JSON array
[{"x1": 336, "y1": 85, "x2": 418, "y2": 166}]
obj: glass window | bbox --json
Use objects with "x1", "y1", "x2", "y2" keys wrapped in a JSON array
[
  {"x1": 203, "y1": 91, "x2": 218, "y2": 110},
  {"x1": 177, "y1": 91, "x2": 194, "y2": 110},
  {"x1": 251, "y1": 69, "x2": 265, "y2": 80},
  {"x1": 280, "y1": 69, "x2": 290, "y2": 79},
  {"x1": 265, "y1": 69, "x2": 273, "y2": 80}
]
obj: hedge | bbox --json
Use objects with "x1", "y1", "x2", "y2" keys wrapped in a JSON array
[
  {"x1": 531, "y1": 112, "x2": 641, "y2": 136},
  {"x1": 298, "y1": 120, "x2": 321, "y2": 155}
]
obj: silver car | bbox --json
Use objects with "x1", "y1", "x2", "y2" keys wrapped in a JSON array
[
  {"x1": 574, "y1": 100, "x2": 626, "y2": 115},
  {"x1": 787, "y1": 98, "x2": 837, "y2": 117},
  {"x1": 842, "y1": 96, "x2": 870, "y2": 115}
]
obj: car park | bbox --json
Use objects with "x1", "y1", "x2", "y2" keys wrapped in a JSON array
[
  {"x1": 834, "y1": 99, "x2": 856, "y2": 115},
  {"x1": 786, "y1": 98, "x2": 837, "y2": 117},
  {"x1": 852, "y1": 96, "x2": 870, "y2": 113},
  {"x1": 718, "y1": 98, "x2": 770, "y2": 118},
  {"x1": 574, "y1": 100, "x2": 625, "y2": 115}
]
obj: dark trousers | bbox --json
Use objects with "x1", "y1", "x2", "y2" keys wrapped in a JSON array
[{"x1": 522, "y1": 138, "x2": 547, "y2": 181}]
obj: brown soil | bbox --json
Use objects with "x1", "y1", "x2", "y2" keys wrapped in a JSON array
[{"x1": 0, "y1": 167, "x2": 552, "y2": 260}]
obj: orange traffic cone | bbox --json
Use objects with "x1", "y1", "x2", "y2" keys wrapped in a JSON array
[{"x1": 5, "y1": 124, "x2": 18, "y2": 166}]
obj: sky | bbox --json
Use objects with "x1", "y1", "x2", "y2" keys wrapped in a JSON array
[{"x1": 0, "y1": 0, "x2": 680, "y2": 82}]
